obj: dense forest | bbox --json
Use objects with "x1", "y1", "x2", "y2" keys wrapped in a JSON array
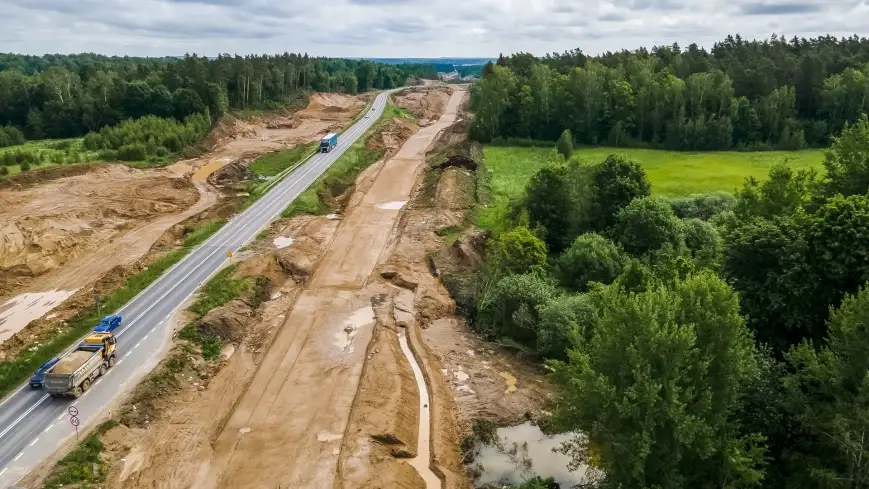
[
  {"x1": 456, "y1": 112, "x2": 869, "y2": 487},
  {"x1": 0, "y1": 53, "x2": 437, "y2": 140},
  {"x1": 469, "y1": 34, "x2": 869, "y2": 150}
]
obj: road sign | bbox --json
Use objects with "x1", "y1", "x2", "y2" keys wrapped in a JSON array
[
  {"x1": 227, "y1": 250, "x2": 233, "y2": 258},
  {"x1": 69, "y1": 412, "x2": 80, "y2": 443},
  {"x1": 69, "y1": 416, "x2": 79, "y2": 427},
  {"x1": 67, "y1": 406, "x2": 78, "y2": 417}
]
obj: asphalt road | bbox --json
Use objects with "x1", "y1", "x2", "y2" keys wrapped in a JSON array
[{"x1": 0, "y1": 90, "x2": 391, "y2": 487}]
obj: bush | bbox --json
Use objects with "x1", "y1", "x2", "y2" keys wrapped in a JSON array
[
  {"x1": 610, "y1": 196, "x2": 684, "y2": 256},
  {"x1": 19, "y1": 160, "x2": 30, "y2": 171},
  {"x1": 477, "y1": 273, "x2": 558, "y2": 344},
  {"x1": 667, "y1": 191, "x2": 737, "y2": 221},
  {"x1": 556, "y1": 129, "x2": 574, "y2": 159},
  {"x1": 555, "y1": 233, "x2": 627, "y2": 291},
  {"x1": 85, "y1": 110, "x2": 211, "y2": 164},
  {"x1": 0, "y1": 165, "x2": 7, "y2": 175},
  {"x1": 0, "y1": 125, "x2": 25, "y2": 148},
  {"x1": 117, "y1": 143, "x2": 147, "y2": 161},
  {"x1": 486, "y1": 226, "x2": 548, "y2": 277},
  {"x1": 537, "y1": 294, "x2": 598, "y2": 359}
]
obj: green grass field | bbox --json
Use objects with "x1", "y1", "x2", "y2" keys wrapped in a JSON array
[{"x1": 478, "y1": 145, "x2": 826, "y2": 230}]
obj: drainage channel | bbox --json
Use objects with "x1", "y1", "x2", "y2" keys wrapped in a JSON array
[{"x1": 398, "y1": 329, "x2": 442, "y2": 489}]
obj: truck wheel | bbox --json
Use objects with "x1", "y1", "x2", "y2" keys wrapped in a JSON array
[
  {"x1": 72, "y1": 387, "x2": 82, "y2": 398},
  {"x1": 82, "y1": 379, "x2": 91, "y2": 392},
  {"x1": 99, "y1": 364, "x2": 107, "y2": 376},
  {"x1": 108, "y1": 355, "x2": 116, "y2": 368}
]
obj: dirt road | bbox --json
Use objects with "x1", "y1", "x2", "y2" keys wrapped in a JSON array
[{"x1": 198, "y1": 89, "x2": 465, "y2": 489}]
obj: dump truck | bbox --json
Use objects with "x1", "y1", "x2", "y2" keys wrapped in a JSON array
[
  {"x1": 43, "y1": 332, "x2": 118, "y2": 398},
  {"x1": 319, "y1": 133, "x2": 338, "y2": 153}
]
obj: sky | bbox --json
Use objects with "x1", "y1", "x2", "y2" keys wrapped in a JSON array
[{"x1": 2, "y1": 0, "x2": 868, "y2": 58}]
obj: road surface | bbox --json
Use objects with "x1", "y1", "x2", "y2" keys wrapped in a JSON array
[{"x1": 0, "y1": 91, "x2": 391, "y2": 487}]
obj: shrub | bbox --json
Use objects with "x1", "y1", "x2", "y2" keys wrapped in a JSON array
[{"x1": 555, "y1": 233, "x2": 627, "y2": 291}]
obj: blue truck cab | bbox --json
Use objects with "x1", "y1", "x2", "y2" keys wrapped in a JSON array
[
  {"x1": 93, "y1": 314, "x2": 122, "y2": 333},
  {"x1": 319, "y1": 133, "x2": 338, "y2": 153},
  {"x1": 30, "y1": 357, "x2": 60, "y2": 388}
]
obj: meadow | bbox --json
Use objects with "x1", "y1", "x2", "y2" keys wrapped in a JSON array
[{"x1": 478, "y1": 145, "x2": 826, "y2": 230}]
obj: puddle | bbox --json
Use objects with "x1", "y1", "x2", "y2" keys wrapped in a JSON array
[
  {"x1": 0, "y1": 289, "x2": 78, "y2": 344},
  {"x1": 326, "y1": 213, "x2": 341, "y2": 220},
  {"x1": 468, "y1": 422, "x2": 587, "y2": 488},
  {"x1": 333, "y1": 306, "x2": 375, "y2": 353},
  {"x1": 273, "y1": 236, "x2": 295, "y2": 249},
  {"x1": 239, "y1": 427, "x2": 251, "y2": 434},
  {"x1": 221, "y1": 344, "x2": 236, "y2": 360},
  {"x1": 376, "y1": 200, "x2": 407, "y2": 210},
  {"x1": 398, "y1": 330, "x2": 442, "y2": 489},
  {"x1": 499, "y1": 371, "x2": 517, "y2": 393},
  {"x1": 192, "y1": 160, "x2": 227, "y2": 182},
  {"x1": 317, "y1": 430, "x2": 343, "y2": 442}
]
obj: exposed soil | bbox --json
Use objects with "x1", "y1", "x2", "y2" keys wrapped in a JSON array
[
  {"x1": 0, "y1": 91, "x2": 369, "y2": 351},
  {"x1": 394, "y1": 87, "x2": 452, "y2": 125},
  {"x1": 22, "y1": 86, "x2": 554, "y2": 489}
]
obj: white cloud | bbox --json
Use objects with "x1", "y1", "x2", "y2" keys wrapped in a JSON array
[{"x1": 0, "y1": 0, "x2": 865, "y2": 57}]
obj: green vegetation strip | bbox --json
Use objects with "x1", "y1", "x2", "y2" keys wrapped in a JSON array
[
  {"x1": 41, "y1": 419, "x2": 119, "y2": 489},
  {"x1": 0, "y1": 219, "x2": 227, "y2": 399},
  {"x1": 478, "y1": 145, "x2": 826, "y2": 231},
  {"x1": 282, "y1": 103, "x2": 413, "y2": 218},
  {"x1": 180, "y1": 264, "x2": 255, "y2": 360}
]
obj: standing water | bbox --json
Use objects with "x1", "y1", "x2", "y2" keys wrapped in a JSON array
[
  {"x1": 469, "y1": 422, "x2": 588, "y2": 488},
  {"x1": 398, "y1": 330, "x2": 442, "y2": 489}
]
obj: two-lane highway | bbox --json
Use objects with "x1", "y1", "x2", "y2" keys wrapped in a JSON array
[{"x1": 0, "y1": 90, "x2": 392, "y2": 486}]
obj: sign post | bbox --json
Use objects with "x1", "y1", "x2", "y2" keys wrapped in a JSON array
[
  {"x1": 227, "y1": 250, "x2": 233, "y2": 264},
  {"x1": 68, "y1": 406, "x2": 80, "y2": 443},
  {"x1": 94, "y1": 294, "x2": 101, "y2": 316}
]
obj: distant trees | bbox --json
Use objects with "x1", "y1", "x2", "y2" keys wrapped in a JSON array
[
  {"x1": 469, "y1": 34, "x2": 869, "y2": 150},
  {"x1": 0, "y1": 53, "x2": 436, "y2": 141}
]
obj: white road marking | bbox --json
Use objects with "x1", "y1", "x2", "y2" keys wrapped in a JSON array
[
  {"x1": 150, "y1": 326, "x2": 157, "y2": 333},
  {"x1": 134, "y1": 342, "x2": 141, "y2": 349},
  {"x1": 142, "y1": 334, "x2": 149, "y2": 341},
  {"x1": 0, "y1": 395, "x2": 48, "y2": 440},
  {"x1": 0, "y1": 467, "x2": 7, "y2": 477},
  {"x1": 13, "y1": 452, "x2": 22, "y2": 462},
  {"x1": 117, "y1": 359, "x2": 124, "y2": 366},
  {"x1": 28, "y1": 438, "x2": 38, "y2": 447},
  {"x1": 57, "y1": 413, "x2": 65, "y2": 421},
  {"x1": 43, "y1": 423, "x2": 54, "y2": 433}
]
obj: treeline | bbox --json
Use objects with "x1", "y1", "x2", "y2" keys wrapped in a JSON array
[
  {"x1": 457, "y1": 117, "x2": 869, "y2": 488},
  {"x1": 83, "y1": 111, "x2": 212, "y2": 162},
  {"x1": 0, "y1": 53, "x2": 436, "y2": 140},
  {"x1": 470, "y1": 34, "x2": 869, "y2": 150}
]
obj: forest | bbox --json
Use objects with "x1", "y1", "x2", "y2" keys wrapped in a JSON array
[
  {"x1": 457, "y1": 102, "x2": 869, "y2": 487},
  {"x1": 469, "y1": 34, "x2": 869, "y2": 150},
  {"x1": 0, "y1": 53, "x2": 437, "y2": 141}
]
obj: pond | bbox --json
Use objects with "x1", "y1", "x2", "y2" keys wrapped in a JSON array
[{"x1": 467, "y1": 422, "x2": 590, "y2": 488}]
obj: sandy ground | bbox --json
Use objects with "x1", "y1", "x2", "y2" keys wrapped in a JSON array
[
  {"x1": 0, "y1": 92, "x2": 368, "y2": 348},
  {"x1": 168, "y1": 92, "x2": 370, "y2": 181},
  {"x1": 193, "y1": 88, "x2": 465, "y2": 489}
]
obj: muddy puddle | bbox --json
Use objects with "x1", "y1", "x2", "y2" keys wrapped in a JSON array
[
  {"x1": 273, "y1": 236, "x2": 295, "y2": 249},
  {"x1": 468, "y1": 422, "x2": 587, "y2": 488},
  {"x1": 398, "y1": 329, "x2": 441, "y2": 489},
  {"x1": 0, "y1": 289, "x2": 77, "y2": 343},
  {"x1": 376, "y1": 200, "x2": 407, "y2": 210}
]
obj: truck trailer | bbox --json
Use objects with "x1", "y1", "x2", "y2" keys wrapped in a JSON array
[
  {"x1": 43, "y1": 332, "x2": 118, "y2": 398},
  {"x1": 319, "y1": 133, "x2": 338, "y2": 153}
]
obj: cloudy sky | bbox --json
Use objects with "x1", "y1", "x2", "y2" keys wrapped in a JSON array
[{"x1": 2, "y1": 0, "x2": 867, "y2": 58}]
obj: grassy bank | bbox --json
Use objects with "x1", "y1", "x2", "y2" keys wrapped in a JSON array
[
  {"x1": 478, "y1": 145, "x2": 825, "y2": 230},
  {"x1": 281, "y1": 102, "x2": 414, "y2": 218},
  {"x1": 0, "y1": 219, "x2": 227, "y2": 398},
  {"x1": 41, "y1": 420, "x2": 119, "y2": 489}
]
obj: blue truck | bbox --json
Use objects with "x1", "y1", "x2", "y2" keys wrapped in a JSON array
[{"x1": 319, "y1": 133, "x2": 338, "y2": 153}]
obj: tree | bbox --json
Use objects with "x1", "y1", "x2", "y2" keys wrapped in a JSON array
[
  {"x1": 808, "y1": 194, "x2": 869, "y2": 300},
  {"x1": 486, "y1": 226, "x2": 548, "y2": 277},
  {"x1": 536, "y1": 293, "x2": 598, "y2": 359},
  {"x1": 556, "y1": 128, "x2": 574, "y2": 159},
  {"x1": 723, "y1": 216, "x2": 825, "y2": 351},
  {"x1": 555, "y1": 233, "x2": 626, "y2": 291},
  {"x1": 823, "y1": 114, "x2": 869, "y2": 197},
  {"x1": 476, "y1": 273, "x2": 558, "y2": 344},
  {"x1": 681, "y1": 218, "x2": 722, "y2": 269},
  {"x1": 610, "y1": 196, "x2": 683, "y2": 256},
  {"x1": 550, "y1": 272, "x2": 764, "y2": 489},
  {"x1": 524, "y1": 161, "x2": 573, "y2": 252},
  {"x1": 785, "y1": 285, "x2": 869, "y2": 488},
  {"x1": 591, "y1": 154, "x2": 651, "y2": 230}
]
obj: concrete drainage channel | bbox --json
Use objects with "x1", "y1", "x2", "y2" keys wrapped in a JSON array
[{"x1": 398, "y1": 329, "x2": 442, "y2": 489}]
